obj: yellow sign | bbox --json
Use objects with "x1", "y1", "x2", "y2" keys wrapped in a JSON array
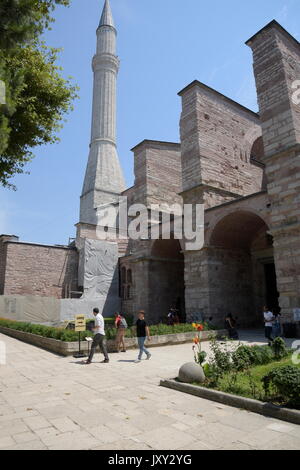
[{"x1": 75, "y1": 315, "x2": 86, "y2": 332}]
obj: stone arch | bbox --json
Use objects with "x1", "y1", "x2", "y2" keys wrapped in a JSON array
[
  {"x1": 151, "y1": 239, "x2": 184, "y2": 260},
  {"x1": 250, "y1": 136, "x2": 265, "y2": 162},
  {"x1": 242, "y1": 126, "x2": 263, "y2": 159},
  {"x1": 149, "y1": 237, "x2": 185, "y2": 256},
  {"x1": 205, "y1": 210, "x2": 279, "y2": 327},
  {"x1": 209, "y1": 210, "x2": 269, "y2": 250}
]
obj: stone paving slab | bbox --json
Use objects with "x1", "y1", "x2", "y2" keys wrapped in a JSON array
[{"x1": 0, "y1": 331, "x2": 299, "y2": 450}]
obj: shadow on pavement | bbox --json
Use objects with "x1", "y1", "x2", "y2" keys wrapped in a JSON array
[{"x1": 117, "y1": 360, "x2": 137, "y2": 363}]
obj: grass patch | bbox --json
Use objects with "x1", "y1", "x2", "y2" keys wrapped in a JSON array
[{"x1": 201, "y1": 356, "x2": 300, "y2": 408}]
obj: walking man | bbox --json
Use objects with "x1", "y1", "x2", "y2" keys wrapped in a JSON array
[
  {"x1": 85, "y1": 308, "x2": 109, "y2": 364},
  {"x1": 263, "y1": 306, "x2": 274, "y2": 346},
  {"x1": 135, "y1": 310, "x2": 151, "y2": 362}
]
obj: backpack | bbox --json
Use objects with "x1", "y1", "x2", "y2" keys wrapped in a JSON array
[{"x1": 120, "y1": 316, "x2": 128, "y2": 328}]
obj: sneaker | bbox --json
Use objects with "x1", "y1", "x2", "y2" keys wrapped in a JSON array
[
  {"x1": 121, "y1": 350, "x2": 126, "y2": 353},
  {"x1": 85, "y1": 360, "x2": 91, "y2": 365},
  {"x1": 101, "y1": 359, "x2": 109, "y2": 363},
  {"x1": 146, "y1": 354, "x2": 152, "y2": 360},
  {"x1": 135, "y1": 359, "x2": 141, "y2": 363}
]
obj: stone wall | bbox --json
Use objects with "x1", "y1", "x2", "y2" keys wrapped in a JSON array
[
  {"x1": 247, "y1": 21, "x2": 300, "y2": 321},
  {"x1": 0, "y1": 239, "x2": 78, "y2": 299},
  {"x1": 184, "y1": 246, "x2": 267, "y2": 328},
  {"x1": 179, "y1": 81, "x2": 266, "y2": 209},
  {"x1": 131, "y1": 140, "x2": 182, "y2": 208},
  {"x1": 183, "y1": 192, "x2": 273, "y2": 327}
]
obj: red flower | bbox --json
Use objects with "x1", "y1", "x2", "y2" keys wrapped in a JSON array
[{"x1": 197, "y1": 324, "x2": 204, "y2": 331}]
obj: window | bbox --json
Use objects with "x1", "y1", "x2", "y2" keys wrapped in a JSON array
[{"x1": 120, "y1": 266, "x2": 133, "y2": 300}]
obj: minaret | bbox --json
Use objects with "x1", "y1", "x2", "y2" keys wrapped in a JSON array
[{"x1": 80, "y1": 0, "x2": 125, "y2": 226}]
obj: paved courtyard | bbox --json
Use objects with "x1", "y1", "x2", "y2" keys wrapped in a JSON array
[{"x1": 0, "y1": 331, "x2": 299, "y2": 450}]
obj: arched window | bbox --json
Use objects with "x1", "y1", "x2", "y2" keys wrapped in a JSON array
[
  {"x1": 121, "y1": 267, "x2": 127, "y2": 284},
  {"x1": 127, "y1": 285, "x2": 131, "y2": 300},
  {"x1": 250, "y1": 136, "x2": 265, "y2": 163},
  {"x1": 120, "y1": 266, "x2": 133, "y2": 301}
]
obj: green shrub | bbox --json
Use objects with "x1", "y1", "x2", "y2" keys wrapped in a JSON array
[
  {"x1": 232, "y1": 345, "x2": 255, "y2": 370},
  {"x1": 271, "y1": 337, "x2": 289, "y2": 360},
  {"x1": 0, "y1": 318, "x2": 93, "y2": 342},
  {"x1": 0, "y1": 318, "x2": 218, "y2": 342},
  {"x1": 263, "y1": 365, "x2": 300, "y2": 406},
  {"x1": 205, "y1": 337, "x2": 232, "y2": 387},
  {"x1": 250, "y1": 345, "x2": 274, "y2": 365},
  {"x1": 232, "y1": 344, "x2": 275, "y2": 370},
  {"x1": 125, "y1": 314, "x2": 134, "y2": 328}
]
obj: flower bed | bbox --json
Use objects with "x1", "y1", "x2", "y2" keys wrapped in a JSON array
[
  {"x1": 205, "y1": 357, "x2": 300, "y2": 409},
  {"x1": 193, "y1": 337, "x2": 300, "y2": 410}
]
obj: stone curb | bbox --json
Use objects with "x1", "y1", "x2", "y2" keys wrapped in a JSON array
[
  {"x1": 160, "y1": 379, "x2": 300, "y2": 425},
  {"x1": 0, "y1": 326, "x2": 227, "y2": 356}
]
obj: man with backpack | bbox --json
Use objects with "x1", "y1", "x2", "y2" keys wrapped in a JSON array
[{"x1": 115, "y1": 312, "x2": 127, "y2": 353}]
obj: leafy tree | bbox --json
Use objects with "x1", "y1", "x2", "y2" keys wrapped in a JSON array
[{"x1": 0, "y1": 0, "x2": 78, "y2": 188}]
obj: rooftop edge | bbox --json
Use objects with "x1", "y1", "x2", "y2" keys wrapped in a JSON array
[{"x1": 178, "y1": 80, "x2": 259, "y2": 119}]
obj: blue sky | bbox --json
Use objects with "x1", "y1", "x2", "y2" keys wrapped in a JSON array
[{"x1": 0, "y1": 0, "x2": 299, "y2": 245}]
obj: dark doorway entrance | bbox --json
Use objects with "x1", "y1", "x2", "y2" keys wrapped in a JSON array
[
  {"x1": 149, "y1": 239, "x2": 185, "y2": 324},
  {"x1": 264, "y1": 263, "x2": 280, "y2": 313}
]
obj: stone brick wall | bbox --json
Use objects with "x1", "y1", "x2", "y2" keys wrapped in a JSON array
[
  {"x1": 120, "y1": 254, "x2": 151, "y2": 318},
  {"x1": 2, "y1": 241, "x2": 79, "y2": 299},
  {"x1": 184, "y1": 246, "x2": 266, "y2": 328},
  {"x1": 247, "y1": 21, "x2": 300, "y2": 321},
  {"x1": 0, "y1": 237, "x2": 8, "y2": 294},
  {"x1": 247, "y1": 21, "x2": 300, "y2": 156},
  {"x1": 0, "y1": 236, "x2": 19, "y2": 295},
  {"x1": 131, "y1": 140, "x2": 182, "y2": 208},
  {"x1": 179, "y1": 81, "x2": 265, "y2": 209},
  {"x1": 183, "y1": 192, "x2": 272, "y2": 327}
]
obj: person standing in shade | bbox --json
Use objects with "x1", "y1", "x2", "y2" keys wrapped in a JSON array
[
  {"x1": 85, "y1": 308, "x2": 109, "y2": 364},
  {"x1": 263, "y1": 306, "x2": 274, "y2": 346},
  {"x1": 135, "y1": 311, "x2": 151, "y2": 363},
  {"x1": 272, "y1": 311, "x2": 282, "y2": 338},
  {"x1": 225, "y1": 313, "x2": 239, "y2": 340}
]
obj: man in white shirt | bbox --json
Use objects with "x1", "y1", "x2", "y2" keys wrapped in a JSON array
[
  {"x1": 86, "y1": 308, "x2": 109, "y2": 364},
  {"x1": 263, "y1": 306, "x2": 274, "y2": 346}
]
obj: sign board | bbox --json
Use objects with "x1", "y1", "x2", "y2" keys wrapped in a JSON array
[
  {"x1": 75, "y1": 315, "x2": 86, "y2": 332},
  {"x1": 293, "y1": 309, "x2": 300, "y2": 322}
]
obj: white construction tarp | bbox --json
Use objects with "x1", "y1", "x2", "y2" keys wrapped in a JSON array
[{"x1": 0, "y1": 295, "x2": 60, "y2": 324}]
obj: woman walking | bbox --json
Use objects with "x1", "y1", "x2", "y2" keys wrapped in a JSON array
[{"x1": 115, "y1": 312, "x2": 127, "y2": 353}]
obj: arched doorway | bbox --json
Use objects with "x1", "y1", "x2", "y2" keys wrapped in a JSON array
[
  {"x1": 208, "y1": 210, "x2": 279, "y2": 327},
  {"x1": 149, "y1": 239, "x2": 185, "y2": 324}
]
